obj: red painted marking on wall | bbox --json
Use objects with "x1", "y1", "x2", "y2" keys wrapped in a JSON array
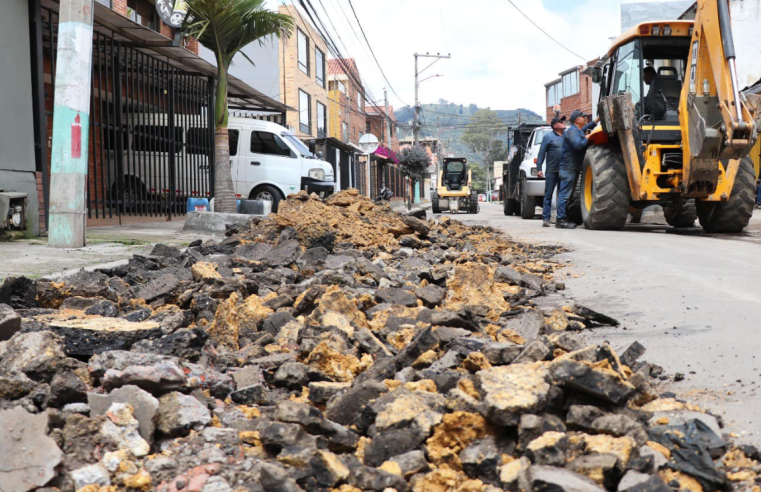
[{"x1": 71, "y1": 114, "x2": 82, "y2": 159}]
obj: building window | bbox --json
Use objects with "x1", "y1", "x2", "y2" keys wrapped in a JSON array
[
  {"x1": 562, "y1": 71, "x2": 579, "y2": 98},
  {"x1": 342, "y1": 122, "x2": 349, "y2": 143},
  {"x1": 316, "y1": 49, "x2": 325, "y2": 88},
  {"x1": 317, "y1": 102, "x2": 327, "y2": 138},
  {"x1": 365, "y1": 121, "x2": 371, "y2": 134},
  {"x1": 298, "y1": 29, "x2": 310, "y2": 75},
  {"x1": 299, "y1": 90, "x2": 311, "y2": 134},
  {"x1": 127, "y1": 0, "x2": 157, "y2": 30},
  {"x1": 547, "y1": 82, "x2": 561, "y2": 107},
  {"x1": 357, "y1": 92, "x2": 363, "y2": 112}
]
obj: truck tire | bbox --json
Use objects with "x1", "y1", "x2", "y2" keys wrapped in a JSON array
[
  {"x1": 697, "y1": 157, "x2": 756, "y2": 233},
  {"x1": 567, "y1": 174, "x2": 583, "y2": 225},
  {"x1": 432, "y1": 192, "x2": 441, "y2": 214},
  {"x1": 520, "y1": 176, "x2": 536, "y2": 219},
  {"x1": 503, "y1": 178, "x2": 518, "y2": 216},
  {"x1": 663, "y1": 199, "x2": 697, "y2": 228},
  {"x1": 581, "y1": 145, "x2": 630, "y2": 230}
]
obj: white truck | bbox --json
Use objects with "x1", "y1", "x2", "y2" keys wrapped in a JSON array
[{"x1": 502, "y1": 124, "x2": 581, "y2": 222}]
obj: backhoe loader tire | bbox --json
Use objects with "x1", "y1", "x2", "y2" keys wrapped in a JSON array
[
  {"x1": 520, "y1": 177, "x2": 536, "y2": 219},
  {"x1": 663, "y1": 199, "x2": 697, "y2": 228},
  {"x1": 432, "y1": 192, "x2": 441, "y2": 214},
  {"x1": 697, "y1": 157, "x2": 755, "y2": 233},
  {"x1": 581, "y1": 145, "x2": 630, "y2": 230},
  {"x1": 567, "y1": 174, "x2": 583, "y2": 225}
]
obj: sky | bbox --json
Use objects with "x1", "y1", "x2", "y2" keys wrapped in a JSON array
[{"x1": 264, "y1": 0, "x2": 688, "y2": 116}]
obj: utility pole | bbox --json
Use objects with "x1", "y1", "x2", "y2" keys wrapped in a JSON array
[
  {"x1": 413, "y1": 52, "x2": 450, "y2": 146},
  {"x1": 384, "y1": 88, "x2": 391, "y2": 148},
  {"x1": 48, "y1": 0, "x2": 95, "y2": 248}
]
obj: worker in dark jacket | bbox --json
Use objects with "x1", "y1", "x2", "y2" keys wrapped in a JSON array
[
  {"x1": 556, "y1": 110, "x2": 599, "y2": 229},
  {"x1": 536, "y1": 115, "x2": 566, "y2": 227}
]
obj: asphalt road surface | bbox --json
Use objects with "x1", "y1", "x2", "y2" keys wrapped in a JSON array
[{"x1": 444, "y1": 202, "x2": 761, "y2": 444}]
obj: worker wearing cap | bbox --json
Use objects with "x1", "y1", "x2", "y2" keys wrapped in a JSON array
[
  {"x1": 536, "y1": 115, "x2": 566, "y2": 227},
  {"x1": 556, "y1": 110, "x2": 599, "y2": 229}
]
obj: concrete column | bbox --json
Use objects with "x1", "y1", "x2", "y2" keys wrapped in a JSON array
[{"x1": 48, "y1": 0, "x2": 95, "y2": 248}]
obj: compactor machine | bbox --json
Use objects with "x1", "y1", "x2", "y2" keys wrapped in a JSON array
[
  {"x1": 432, "y1": 158, "x2": 480, "y2": 214},
  {"x1": 582, "y1": 0, "x2": 761, "y2": 232}
]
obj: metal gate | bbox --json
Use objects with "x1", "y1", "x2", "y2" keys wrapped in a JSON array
[{"x1": 41, "y1": 8, "x2": 214, "y2": 221}]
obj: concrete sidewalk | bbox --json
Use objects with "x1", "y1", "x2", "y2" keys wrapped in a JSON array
[{"x1": 0, "y1": 218, "x2": 214, "y2": 280}]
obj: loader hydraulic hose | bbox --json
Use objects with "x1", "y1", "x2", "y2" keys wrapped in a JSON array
[{"x1": 717, "y1": 0, "x2": 743, "y2": 122}]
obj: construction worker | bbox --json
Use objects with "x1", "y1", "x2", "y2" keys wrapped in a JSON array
[
  {"x1": 536, "y1": 115, "x2": 566, "y2": 227},
  {"x1": 556, "y1": 110, "x2": 599, "y2": 229}
]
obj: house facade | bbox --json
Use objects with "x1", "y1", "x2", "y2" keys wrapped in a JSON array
[
  {"x1": 278, "y1": 4, "x2": 330, "y2": 142},
  {"x1": 544, "y1": 64, "x2": 596, "y2": 124},
  {"x1": 0, "y1": 0, "x2": 287, "y2": 236}
]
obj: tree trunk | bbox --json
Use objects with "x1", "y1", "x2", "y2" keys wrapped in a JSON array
[{"x1": 213, "y1": 60, "x2": 237, "y2": 214}]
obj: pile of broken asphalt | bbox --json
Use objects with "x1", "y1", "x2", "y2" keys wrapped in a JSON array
[{"x1": 0, "y1": 188, "x2": 758, "y2": 492}]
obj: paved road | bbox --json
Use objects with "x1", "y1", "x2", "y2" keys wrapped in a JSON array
[{"x1": 446, "y1": 202, "x2": 761, "y2": 444}]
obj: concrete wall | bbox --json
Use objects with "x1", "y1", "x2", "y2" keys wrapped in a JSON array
[
  {"x1": 200, "y1": 38, "x2": 281, "y2": 101},
  {"x1": 730, "y1": 0, "x2": 761, "y2": 89},
  {"x1": 0, "y1": 0, "x2": 39, "y2": 235}
]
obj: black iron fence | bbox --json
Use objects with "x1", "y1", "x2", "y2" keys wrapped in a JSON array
[{"x1": 41, "y1": 8, "x2": 214, "y2": 221}]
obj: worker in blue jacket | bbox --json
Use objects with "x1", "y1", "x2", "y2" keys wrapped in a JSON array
[
  {"x1": 556, "y1": 110, "x2": 599, "y2": 229},
  {"x1": 536, "y1": 115, "x2": 566, "y2": 227}
]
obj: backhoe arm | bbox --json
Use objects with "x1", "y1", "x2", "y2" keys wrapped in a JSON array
[{"x1": 679, "y1": 0, "x2": 760, "y2": 194}]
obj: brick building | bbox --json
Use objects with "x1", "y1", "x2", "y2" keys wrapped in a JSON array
[
  {"x1": 366, "y1": 105, "x2": 399, "y2": 152},
  {"x1": 327, "y1": 59, "x2": 366, "y2": 146},
  {"x1": 0, "y1": 0, "x2": 286, "y2": 235},
  {"x1": 544, "y1": 62, "x2": 598, "y2": 124},
  {"x1": 278, "y1": 4, "x2": 330, "y2": 142}
]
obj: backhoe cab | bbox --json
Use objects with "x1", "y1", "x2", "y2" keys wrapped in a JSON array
[
  {"x1": 582, "y1": 0, "x2": 761, "y2": 232},
  {"x1": 432, "y1": 158, "x2": 480, "y2": 214}
]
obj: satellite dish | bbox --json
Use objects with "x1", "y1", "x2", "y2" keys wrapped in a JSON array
[{"x1": 359, "y1": 133, "x2": 379, "y2": 154}]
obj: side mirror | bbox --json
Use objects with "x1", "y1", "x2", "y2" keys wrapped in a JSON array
[
  {"x1": 316, "y1": 150, "x2": 324, "y2": 159},
  {"x1": 591, "y1": 67, "x2": 603, "y2": 84}
]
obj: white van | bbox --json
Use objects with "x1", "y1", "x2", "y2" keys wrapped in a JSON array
[
  {"x1": 227, "y1": 118, "x2": 335, "y2": 211},
  {"x1": 106, "y1": 117, "x2": 335, "y2": 212}
]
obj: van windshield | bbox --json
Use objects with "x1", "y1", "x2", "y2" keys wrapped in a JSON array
[{"x1": 282, "y1": 132, "x2": 315, "y2": 158}]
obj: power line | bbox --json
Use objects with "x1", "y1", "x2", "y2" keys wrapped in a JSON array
[
  {"x1": 346, "y1": 0, "x2": 409, "y2": 106},
  {"x1": 504, "y1": 0, "x2": 589, "y2": 62}
]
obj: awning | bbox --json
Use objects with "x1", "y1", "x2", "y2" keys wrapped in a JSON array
[
  {"x1": 318, "y1": 137, "x2": 360, "y2": 153},
  {"x1": 41, "y1": 0, "x2": 292, "y2": 114}
]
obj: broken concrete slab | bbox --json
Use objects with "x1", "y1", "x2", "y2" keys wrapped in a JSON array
[{"x1": 0, "y1": 407, "x2": 62, "y2": 491}]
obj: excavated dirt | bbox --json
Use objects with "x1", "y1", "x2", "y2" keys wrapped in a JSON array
[{"x1": 0, "y1": 189, "x2": 756, "y2": 492}]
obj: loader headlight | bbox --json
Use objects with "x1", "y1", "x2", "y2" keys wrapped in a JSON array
[
  {"x1": 308, "y1": 168, "x2": 326, "y2": 181},
  {"x1": 530, "y1": 167, "x2": 538, "y2": 177}
]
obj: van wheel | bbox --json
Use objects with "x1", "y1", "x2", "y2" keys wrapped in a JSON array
[
  {"x1": 251, "y1": 185, "x2": 283, "y2": 213},
  {"x1": 111, "y1": 178, "x2": 146, "y2": 212}
]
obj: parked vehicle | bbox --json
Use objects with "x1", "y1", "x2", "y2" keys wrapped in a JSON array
[
  {"x1": 108, "y1": 117, "x2": 335, "y2": 213},
  {"x1": 502, "y1": 123, "x2": 582, "y2": 223}
]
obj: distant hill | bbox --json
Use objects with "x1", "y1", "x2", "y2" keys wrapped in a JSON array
[{"x1": 395, "y1": 101, "x2": 544, "y2": 165}]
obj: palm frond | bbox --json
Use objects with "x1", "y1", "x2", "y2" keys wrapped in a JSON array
[{"x1": 183, "y1": 0, "x2": 294, "y2": 69}]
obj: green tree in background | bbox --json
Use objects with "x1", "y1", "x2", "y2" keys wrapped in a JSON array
[
  {"x1": 398, "y1": 146, "x2": 432, "y2": 209},
  {"x1": 183, "y1": 0, "x2": 294, "y2": 213},
  {"x1": 461, "y1": 110, "x2": 508, "y2": 199}
]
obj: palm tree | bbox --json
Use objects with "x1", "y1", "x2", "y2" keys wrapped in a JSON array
[{"x1": 183, "y1": 0, "x2": 294, "y2": 213}]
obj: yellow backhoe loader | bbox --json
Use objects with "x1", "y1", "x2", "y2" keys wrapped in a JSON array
[{"x1": 582, "y1": 0, "x2": 761, "y2": 232}]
